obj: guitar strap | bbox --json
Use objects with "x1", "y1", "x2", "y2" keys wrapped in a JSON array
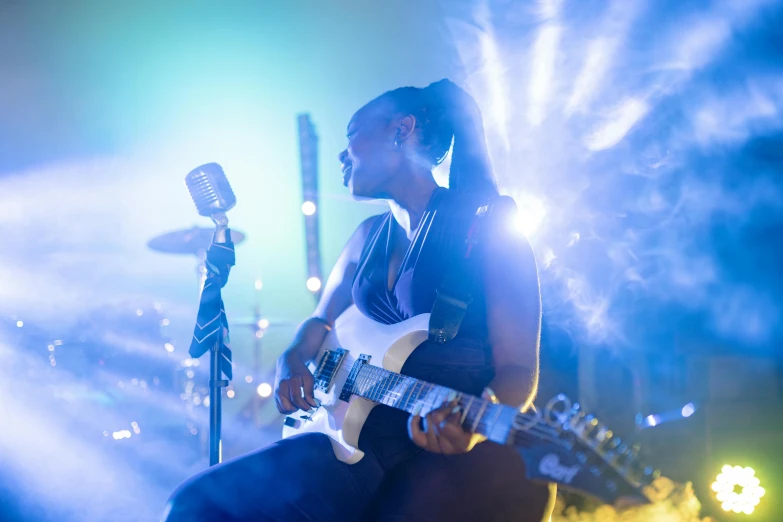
[{"x1": 428, "y1": 194, "x2": 516, "y2": 344}]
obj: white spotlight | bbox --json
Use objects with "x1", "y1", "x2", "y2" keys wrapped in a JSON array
[
  {"x1": 509, "y1": 192, "x2": 546, "y2": 238},
  {"x1": 302, "y1": 201, "x2": 316, "y2": 216},
  {"x1": 257, "y1": 383, "x2": 272, "y2": 397},
  {"x1": 306, "y1": 277, "x2": 322, "y2": 292}
]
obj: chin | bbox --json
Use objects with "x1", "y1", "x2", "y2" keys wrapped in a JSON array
[{"x1": 348, "y1": 177, "x2": 369, "y2": 199}]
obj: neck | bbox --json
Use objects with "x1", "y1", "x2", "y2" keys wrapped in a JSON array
[{"x1": 385, "y1": 168, "x2": 438, "y2": 238}]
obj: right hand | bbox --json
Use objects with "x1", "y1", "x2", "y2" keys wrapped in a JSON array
[{"x1": 274, "y1": 350, "x2": 319, "y2": 414}]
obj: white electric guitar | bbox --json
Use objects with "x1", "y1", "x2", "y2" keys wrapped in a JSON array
[{"x1": 282, "y1": 305, "x2": 659, "y2": 504}]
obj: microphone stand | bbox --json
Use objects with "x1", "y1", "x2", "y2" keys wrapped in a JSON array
[{"x1": 209, "y1": 212, "x2": 230, "y2": 466}]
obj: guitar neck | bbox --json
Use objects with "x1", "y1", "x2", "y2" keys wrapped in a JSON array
[{"x1": 350, "y1": 363, "x2": 544, "y2": 446}]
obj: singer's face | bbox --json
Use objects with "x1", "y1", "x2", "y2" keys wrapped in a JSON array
[{"x1": 338, "y1": 103, "x2": 400, "y2": 199}]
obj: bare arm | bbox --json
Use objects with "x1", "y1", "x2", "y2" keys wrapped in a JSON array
[
  {"x1": 274, "y1": 215, "x2": 378, "y2": 413},
  {"x1": 408, "y1": 208, "x2": 542, "y2": 454},
  {"x1": 484, "y1": 223, "x2": 542, "y2": 412}
]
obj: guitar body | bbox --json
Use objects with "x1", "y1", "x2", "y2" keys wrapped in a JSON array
[
  {"x1": 281, "y1": 305, "x2": 430, "y2": 463},
  {"x1": 280, "y1": 308, "x2": 657, "y2": 505}
]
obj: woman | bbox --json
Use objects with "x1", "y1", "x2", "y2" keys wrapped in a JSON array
[{"x1": 164, "y1": 79, "x2": 554, "y2": 521}]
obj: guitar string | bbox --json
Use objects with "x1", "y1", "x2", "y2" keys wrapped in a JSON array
[{"x1": 348, "y1": 364, "x2": 564, "y2": 443}]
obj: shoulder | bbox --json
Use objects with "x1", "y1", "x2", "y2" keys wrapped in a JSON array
[
  {"x1": 357, "y1": 212, "x2": 388, "y2": 236},
  {"x1": 345, "y1": 212, "x2": 389, "y2": 263}
]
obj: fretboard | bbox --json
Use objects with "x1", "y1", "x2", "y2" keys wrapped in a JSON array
[{"x1": 349, "y1": 363, "x2": 550, "y2": 446}]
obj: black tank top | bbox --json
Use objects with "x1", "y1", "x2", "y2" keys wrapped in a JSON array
[{"x1": 352, "y1": 187, "x2": 490, "y2": 343}]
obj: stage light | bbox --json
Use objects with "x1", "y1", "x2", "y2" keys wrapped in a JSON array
[
  {"x1": 16, "y1": 320, "x2": 23, "y2": 327},
  {"x1": 509, "y1": 192, "x2": 546, "y2": 238},
  {"x1": 245, "y1": 375, "x2": 253, "y2": 383},
  {"x1": 136, "y1": 309, "x2": 143, "y2": 316},
  {"x1": 227, "y1": 389, "x2": 235, "y2": 399},
  {"x1": 712, "y1": 465, "x2": 765, "y2": 515},
  {"x1": 160, "y1": 318, "x2": 170, "y2": 326},
  {"x1": 307, "y1": 277, "x2": 322, "y2": 292},
  {"x1": 258, "y1": 318, "x2": 270, "y2": 329},
  {"x1": 302, "y1": 201, "x2": 316, "y2": 216},
  {"x1": 681, "y1": 402, "x2": 696, "y2": 417},
  {"x1": 254, "y1": 279, "x2": 263, "y2": 290},
  {"x1": 164, "y1": 342, "x2": 174, "y2": 352},
  {"x1": 257, "y1": 382, "x2": 272, "y2": 397}
]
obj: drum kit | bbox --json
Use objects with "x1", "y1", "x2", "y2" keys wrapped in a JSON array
[{"x1": 12, "y1": 225, "x2": 291, "y2": 460}]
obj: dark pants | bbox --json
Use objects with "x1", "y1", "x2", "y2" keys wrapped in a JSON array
[{"x1": 163, "y1": 341, "x2": 555, "y2": 522}]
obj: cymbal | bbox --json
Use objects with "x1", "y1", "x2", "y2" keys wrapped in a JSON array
[{"x1": 148, "y1": 227, "x2": 246, "y2": 255}]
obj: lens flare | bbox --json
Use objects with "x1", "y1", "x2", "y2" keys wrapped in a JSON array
[{"x1": 711, "y1": 465, "x2": 765, "y2": 514}]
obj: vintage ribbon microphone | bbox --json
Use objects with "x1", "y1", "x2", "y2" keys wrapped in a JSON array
[{"x1": 185, "y1": 162, "x2": 237, "y2": 465}]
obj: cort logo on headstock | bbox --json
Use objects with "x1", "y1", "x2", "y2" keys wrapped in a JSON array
[{"x1": 539, "y1": 454, "x2": 580, "y2": 484}]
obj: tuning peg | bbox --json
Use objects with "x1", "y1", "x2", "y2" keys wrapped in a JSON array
[
  {"x1": 608, "y1": 443, "x2": 629, "y2": 466},
  {"x1": 641, "y1": 466, "x2": 661, "y2": 485},
  {"x1": 577, "y1": 414, "x2": 600, "y2": 437},
  {"x1": 605, "y1": 437, "x2": 622, "y2": 451},
  {"x1": 567, "y1": 410, "x2": 586, "y2": 431},
  {"x1": 594, "y1": 428, "x2": 613, "y2": 449}
]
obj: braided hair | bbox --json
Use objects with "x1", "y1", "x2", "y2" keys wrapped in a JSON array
[{"x1": 370, "y1": 80, "x2": 498, "y2": 197}]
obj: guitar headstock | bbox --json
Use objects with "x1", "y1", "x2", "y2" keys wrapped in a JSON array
[{"x1": 514, "y1": 394, "x2": 659, "y2": 505}]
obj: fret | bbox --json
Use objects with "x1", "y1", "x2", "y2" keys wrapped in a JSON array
[
  {"x1": 412, "y1": 381, "x2": 425, "y2": 414},
  {"x1": 409, "y1": 379, "x2": 421, "y2": 412},
  {"x1": 360, "y1": 365, "x2": 372, "y2": 397},
  {"x1": 403, "y1": 379, "x2": 417, "y2": 412},
  {"x1": 453, "y1": 392, "x2": 464, "y2": 415},
  {"x1": 359, "y1": 365, "x2": 370, "y2": 397},
  {"x1": 380, "y1": 369, "x2": 393, "y2": 405},
  {"x1": 388, "y1": 372, "x2": 400, "y2": 406},
  {"x1": 388, "y1": 374, "x2": 403, "y2": 407},
  {"x1": 470, "y1": 400, "x2": 488, "y2": 434},
  {"x1": 424, "y1": 383, "x2": 438, "y2": 413},
  {"x1": 372, "y1": 367, "x2": 385, "y2": 403},
  {"x1": 459, "y1": 395, "x2": 475, "y2": 425},
  {"x1": 362, "y1": 366, "x2": 373, "y2": 400},
  {"x1": 349, "y1": 366, "x2": 360, "y2": 395},
  {"x1": 485, "y1": 404, "x2": 504, "y2": 441},
  {"x1": 366, "y1": 366, "x2": 378, "y2": 401},
  {"x1": 401, "y1": 376, "x2": 413, "y2": 408},
  {"x1": 434, "y1": 386, "x2": 447, "y2": 409}
]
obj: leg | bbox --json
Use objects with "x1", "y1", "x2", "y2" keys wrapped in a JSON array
[
  {"x1": 163, "y1": 433, "x2": 384, "y2": 522},
  {"x1": 365, "y1": 441, "x2": 556, "y2": 522}
]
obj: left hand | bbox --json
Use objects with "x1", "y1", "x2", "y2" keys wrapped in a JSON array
[{"x1": 407, "y1": 391, "x2": 492, "y2": 455}]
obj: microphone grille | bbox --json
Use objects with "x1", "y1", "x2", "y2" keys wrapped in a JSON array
[{"x1": 185, "y1": 163, "x2": 236, "y2": 217}]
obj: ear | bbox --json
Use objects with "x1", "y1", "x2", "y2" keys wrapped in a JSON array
[{"x1": 396, "y1": 114, "x2": 417, "y2": 143}]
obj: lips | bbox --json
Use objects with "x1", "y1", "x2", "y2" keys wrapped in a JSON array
[{"x1": 341, "y1": 165, "x2": 352, "y2": 186}]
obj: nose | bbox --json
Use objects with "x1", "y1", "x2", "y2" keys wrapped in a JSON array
[{"x1": 338, "y1": 149, "x2": 348, "y2": 164}]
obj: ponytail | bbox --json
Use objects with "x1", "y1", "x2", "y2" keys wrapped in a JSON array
[{"x1": 377, "y1": 79, "x2": 498, "y2": 197}]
